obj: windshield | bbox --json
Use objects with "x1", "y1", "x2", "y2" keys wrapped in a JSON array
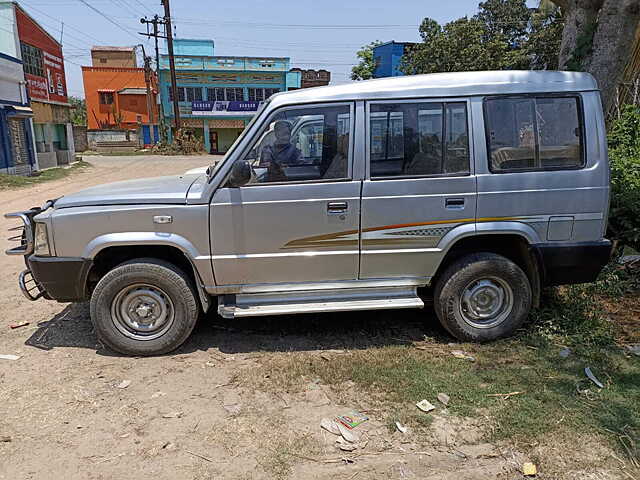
[{"x1": 207, "y1": 99, "x2": 272, "y2": 179}]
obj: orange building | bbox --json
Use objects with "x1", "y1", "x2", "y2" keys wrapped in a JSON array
[{"x1": 82, "y1": 47, "x2": 157, "y2": 130}]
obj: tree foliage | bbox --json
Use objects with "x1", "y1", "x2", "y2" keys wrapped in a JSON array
[
  {"x1": 351, "y1": 41, "x2": 383, "y2": 81},
  {"x1": 69, "y1": 96, "x2": 87, "y2": 126},
  {"x1": 607, "y1": 106, "x2": 640, "y2": 251},
  {"x1": 401, "y1": 0, "x2": 563, "y2": 75}
]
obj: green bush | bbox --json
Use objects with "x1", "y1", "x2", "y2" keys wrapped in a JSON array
[{"x1": 607, "y1": 106, "x2": 640, "y2": 251}]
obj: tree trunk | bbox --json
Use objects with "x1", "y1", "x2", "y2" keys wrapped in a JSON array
[
  {"x1": 556, "y1": 0, "x2": 602, "y2": 68},
  {"x1": 552, "y1": 0, "x2": 640, "y2": 113},
  {"x1": 584, "y1": 0, "x2": 640, "y2": 113}
]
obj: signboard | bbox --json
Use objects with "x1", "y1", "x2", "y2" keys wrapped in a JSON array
[
  {"x1": 25, "y1": 74, "x2": 49, "y2": 100},
  {"x1": 191, "y1": 101, "x2": 261, "y2": 116},
  {"x1": 16, "y1": 6, "x2": 68, "y2": 104}
]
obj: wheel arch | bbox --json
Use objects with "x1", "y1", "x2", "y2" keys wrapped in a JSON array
[
  {"x1": 86, "y1": 242, "x2": 211, "y2": 312},
  {"x1": 432, "y1": 231, "x2": 542, "y2": 307}
]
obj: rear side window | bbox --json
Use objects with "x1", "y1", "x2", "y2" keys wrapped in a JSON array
[
  {"x1": 484, "y1": 95, "x2": 583, "y2": 172},
  {"x1": 369, "y1": 101, "x2": 470, "y2": 178}
]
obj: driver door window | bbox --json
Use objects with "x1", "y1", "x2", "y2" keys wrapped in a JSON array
[{"x1": 242, "y1": 104, "x2": 352, "y2": 184}]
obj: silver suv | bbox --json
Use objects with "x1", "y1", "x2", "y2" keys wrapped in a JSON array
[{"x1": 6, "y1": 71, "x2": 612, "y2": 356}]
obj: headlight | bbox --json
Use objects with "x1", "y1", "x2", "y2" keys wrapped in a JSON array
[{"x1": 34, "y1": 223, "x2": 50, "y2": 256}]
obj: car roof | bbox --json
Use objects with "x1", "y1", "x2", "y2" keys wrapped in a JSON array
[{"x1": 270, "y1": 70, "x2": 598, "y2": 107}]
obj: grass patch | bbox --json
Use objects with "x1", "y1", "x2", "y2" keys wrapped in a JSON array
[
  {"x1": 258, "y1": 434, "x2": 323, "y2": 480},
  {"x1": 238, "y1": 263, "x2": 640, "y2": 466},
  {"x1": 0, "y1": 161, "x2": 91, "y2": 190}
]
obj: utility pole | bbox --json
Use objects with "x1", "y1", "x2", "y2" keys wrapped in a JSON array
[
  {"x1": 140, "y1": 14, "x2": 167, "y2": 142},
  {"x1": 143, "y1": 56, "x2": 154, "y2": 126},
  {"x1": 134, "y1": 44, "x2": 155, "y2": 144},
  {"x1": 161, "y1": 0, "x2": 180, "y2": 130}
]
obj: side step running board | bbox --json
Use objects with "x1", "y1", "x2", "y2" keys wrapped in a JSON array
[{"x1": 218, "y1": 286, "x2": 424, "y2": 319}]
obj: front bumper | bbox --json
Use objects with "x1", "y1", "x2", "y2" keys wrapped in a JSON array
[
  {"x1": 534, "y1": 240, "x2": 613, "y2": 286},
  {"x1": 21, "y1": 255, "x2": 92, "y2": 302}
]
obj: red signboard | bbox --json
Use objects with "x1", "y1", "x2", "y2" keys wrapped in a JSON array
[{"x1": 15, "y1": 5, "x2": 69, "y2": 104}]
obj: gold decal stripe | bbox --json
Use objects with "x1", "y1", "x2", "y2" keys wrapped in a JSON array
[{"x1": 282, "y1": 216, "x2": 545, "y2": 250}]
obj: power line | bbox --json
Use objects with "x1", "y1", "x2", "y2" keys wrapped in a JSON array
[
  {"x1": 131, "y1": 0, "x2": 154, "y2": 15},
  {"x1": 20, "y1": 0, "x2": 107, "y2": 45},
  {"x1": 76, "y1": 0, "x2": 140, "y2": 41},
  {"x1": 171, "y1": 18, "x2": 421, "y2": 30},
  {"x1": 110, "y1": 0, "x2": 143, "y2": 18}
]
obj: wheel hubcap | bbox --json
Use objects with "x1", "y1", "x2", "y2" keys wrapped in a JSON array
[
  {"x1": 111, "y1": 284, "x2": 175, "y2": 341},
  {"x1": 459, "y1": 277, "x2": 514, "y2": 329}
]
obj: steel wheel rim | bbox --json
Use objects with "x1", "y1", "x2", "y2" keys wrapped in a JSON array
[
  {"x1": 458, "y1": 276, "x2": 514, "y2": 329},
  {"x1": 111, "y1": 283, "x2": 175, "y2": 341}
]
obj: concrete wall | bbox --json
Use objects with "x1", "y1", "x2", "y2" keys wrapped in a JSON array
[
  {"x1": 373, "y1": 42, "x2": 410, "y2": 78},
  {"x1": 73, "y1": 125, "x2": 88, "y2": 152},
  {"x1": 37, "y1": 151, "x2": 56, "y2": 169},
  {"x1": 91, "y1": 48, "x2": 136, "y2": 68},
  {"x1": 0, "y1": 4, "x2": 26, "y2": 106},
  {"x1": 173, "y1": 38, "x2": 215, "y2": 56},
  {"x1": 87, "y1": 129, "x2": 138, "y2": 149},
  {"x1": 82, "y1": 66, "x2": 155, "y2": 130},
  {"x1": 0, "y1": 3, "x2": 20, "y2": 59}
]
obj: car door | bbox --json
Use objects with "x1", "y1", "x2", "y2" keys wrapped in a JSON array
[
  {"x1": 210, "y1": 102, "x2": 361, "y2": 287},
  {"x1": 360, "y1": 98, "x2": 477, "y2": 280}
]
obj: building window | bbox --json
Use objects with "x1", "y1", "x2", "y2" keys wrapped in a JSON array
[
  {"x1": 259, "y1": 59, "x2": 276, "y2": 68},
  {"x1": 185, "y1": 87, "x2": 202, "y2": 102},
  {"x1": 100, "y1": 58, "x2": 107, "y2": 63},
  {"x1": 248, "y1": 88, "x2": 280, "y2": 102},
  {"x1": 207, "y1": 87, "x2": 244, "y2": 102},
  {"x1": 20, "y1": 42, "x2": 44, "y2": 77},
  {"x1": 217, "y1": 58, "x2": 234, "y2": 65},
  {"x1": 99, "y1": 92, "x2": 114, "y2": 105},
  {"x1": 369, "y1": 101, "x2": 470, "y2": 178},
  {"x1": 484, "y1": 96, "x2": 583, "y2": 172},
  {"x1": 169, "y1": 87, "x2": 201, "y2": 102}
]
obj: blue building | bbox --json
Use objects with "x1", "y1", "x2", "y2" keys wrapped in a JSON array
[
  {"x1": 372, "y1": 41, "x2": 415, "y2": 79},
  {"x1": 159, "y1": 38, "x2": 301, "y2": 153},
  {"x1": 0, "y1": 1, "x2": 36, "y2": 174}
]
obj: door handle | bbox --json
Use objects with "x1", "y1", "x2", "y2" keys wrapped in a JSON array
[
  {"x1": 327, "y1": 201, "x2": 348, "y2": 214},
  {"x1": 445, "y1": 198, "x2": 465, "y2": 209}
]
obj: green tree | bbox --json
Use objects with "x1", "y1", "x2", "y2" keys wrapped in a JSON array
[
  {"x1": 606, "y1": 105, "x2": 640, "y2": 250},
  {"x1": 351, "y1": 41, "x2": 382, "y2": 81},
  {"x1": 402, "y1": 16, "x2": 510, "y2": 75},
  {"x1": 527, "y1": 3, "x2": 564, "y2": 70},
  {"x1": 69, "y1": 96, "x2": 87, "y2": 126},
  {"x1": 401, "y1": 0, "x2": 563, "y2": 75}
]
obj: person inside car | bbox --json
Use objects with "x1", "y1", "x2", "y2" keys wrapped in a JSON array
[{"x1": 259, "y1": 120, "x2": 303, "y2": 181}]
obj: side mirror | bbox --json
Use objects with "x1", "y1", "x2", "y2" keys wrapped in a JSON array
[{"x1": 228, "y1": 160, "x2": 252, "y2": 187}]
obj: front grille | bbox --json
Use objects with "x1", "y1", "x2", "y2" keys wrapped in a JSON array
[{"x1": 5, "y1": 211, "x2": 36, "y2": 256}]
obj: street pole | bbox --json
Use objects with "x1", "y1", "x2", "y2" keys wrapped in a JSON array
[
  {"x1": 162, "y1": 0, "x2": 180, "y2": 131},
  {"x1": 140, "y1": 14, "x2": 167, "y2": 143},
  {"x1": 152, "y1": 16, "x2": 165, "y2": 143},
  {"x1": 143, "y1": 56, "x2": 154, "y2": 125},
  {"x1": 135, "y1": 44, "x2": 154, "y2": 144}
]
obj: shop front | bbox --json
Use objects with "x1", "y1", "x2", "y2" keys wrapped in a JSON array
[
  {"x1": 192, "y1": 100, "x2": 257, "y2": 154},
  {"x1": 0, "y1": 105, "x2": 36, "y2": 175}
]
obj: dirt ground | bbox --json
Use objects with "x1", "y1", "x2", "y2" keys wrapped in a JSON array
[{"x1": 0, "y1": 156, "x2": 627, "y2": 479}]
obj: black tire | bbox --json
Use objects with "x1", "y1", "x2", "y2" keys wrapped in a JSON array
[
  {"x1": 434, "y1": 252, "x2": 532, "y2": 342},
  {"x1": 89, "y1": 258, "x2": 199, "y2": 356}
]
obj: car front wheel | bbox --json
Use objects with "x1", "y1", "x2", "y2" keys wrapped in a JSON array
[
  {"x1": 90, "y1": 258, "x2": 199, "y2": 356},
  {"x1": 434, "y1": 252, "x2": 532, "y2": 342}
]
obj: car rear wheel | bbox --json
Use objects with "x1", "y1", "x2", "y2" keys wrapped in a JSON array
[
  {"x1": 90, "y1": 258, "x2": 199, "y2": 356},
  {"x1": 434, "y1": 252, "x2": 532, "y2": 342}
]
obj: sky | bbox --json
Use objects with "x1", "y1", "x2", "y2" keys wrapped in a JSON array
[{"x1": 17, "y1": 0, "x2": 537, "y2": 98}]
